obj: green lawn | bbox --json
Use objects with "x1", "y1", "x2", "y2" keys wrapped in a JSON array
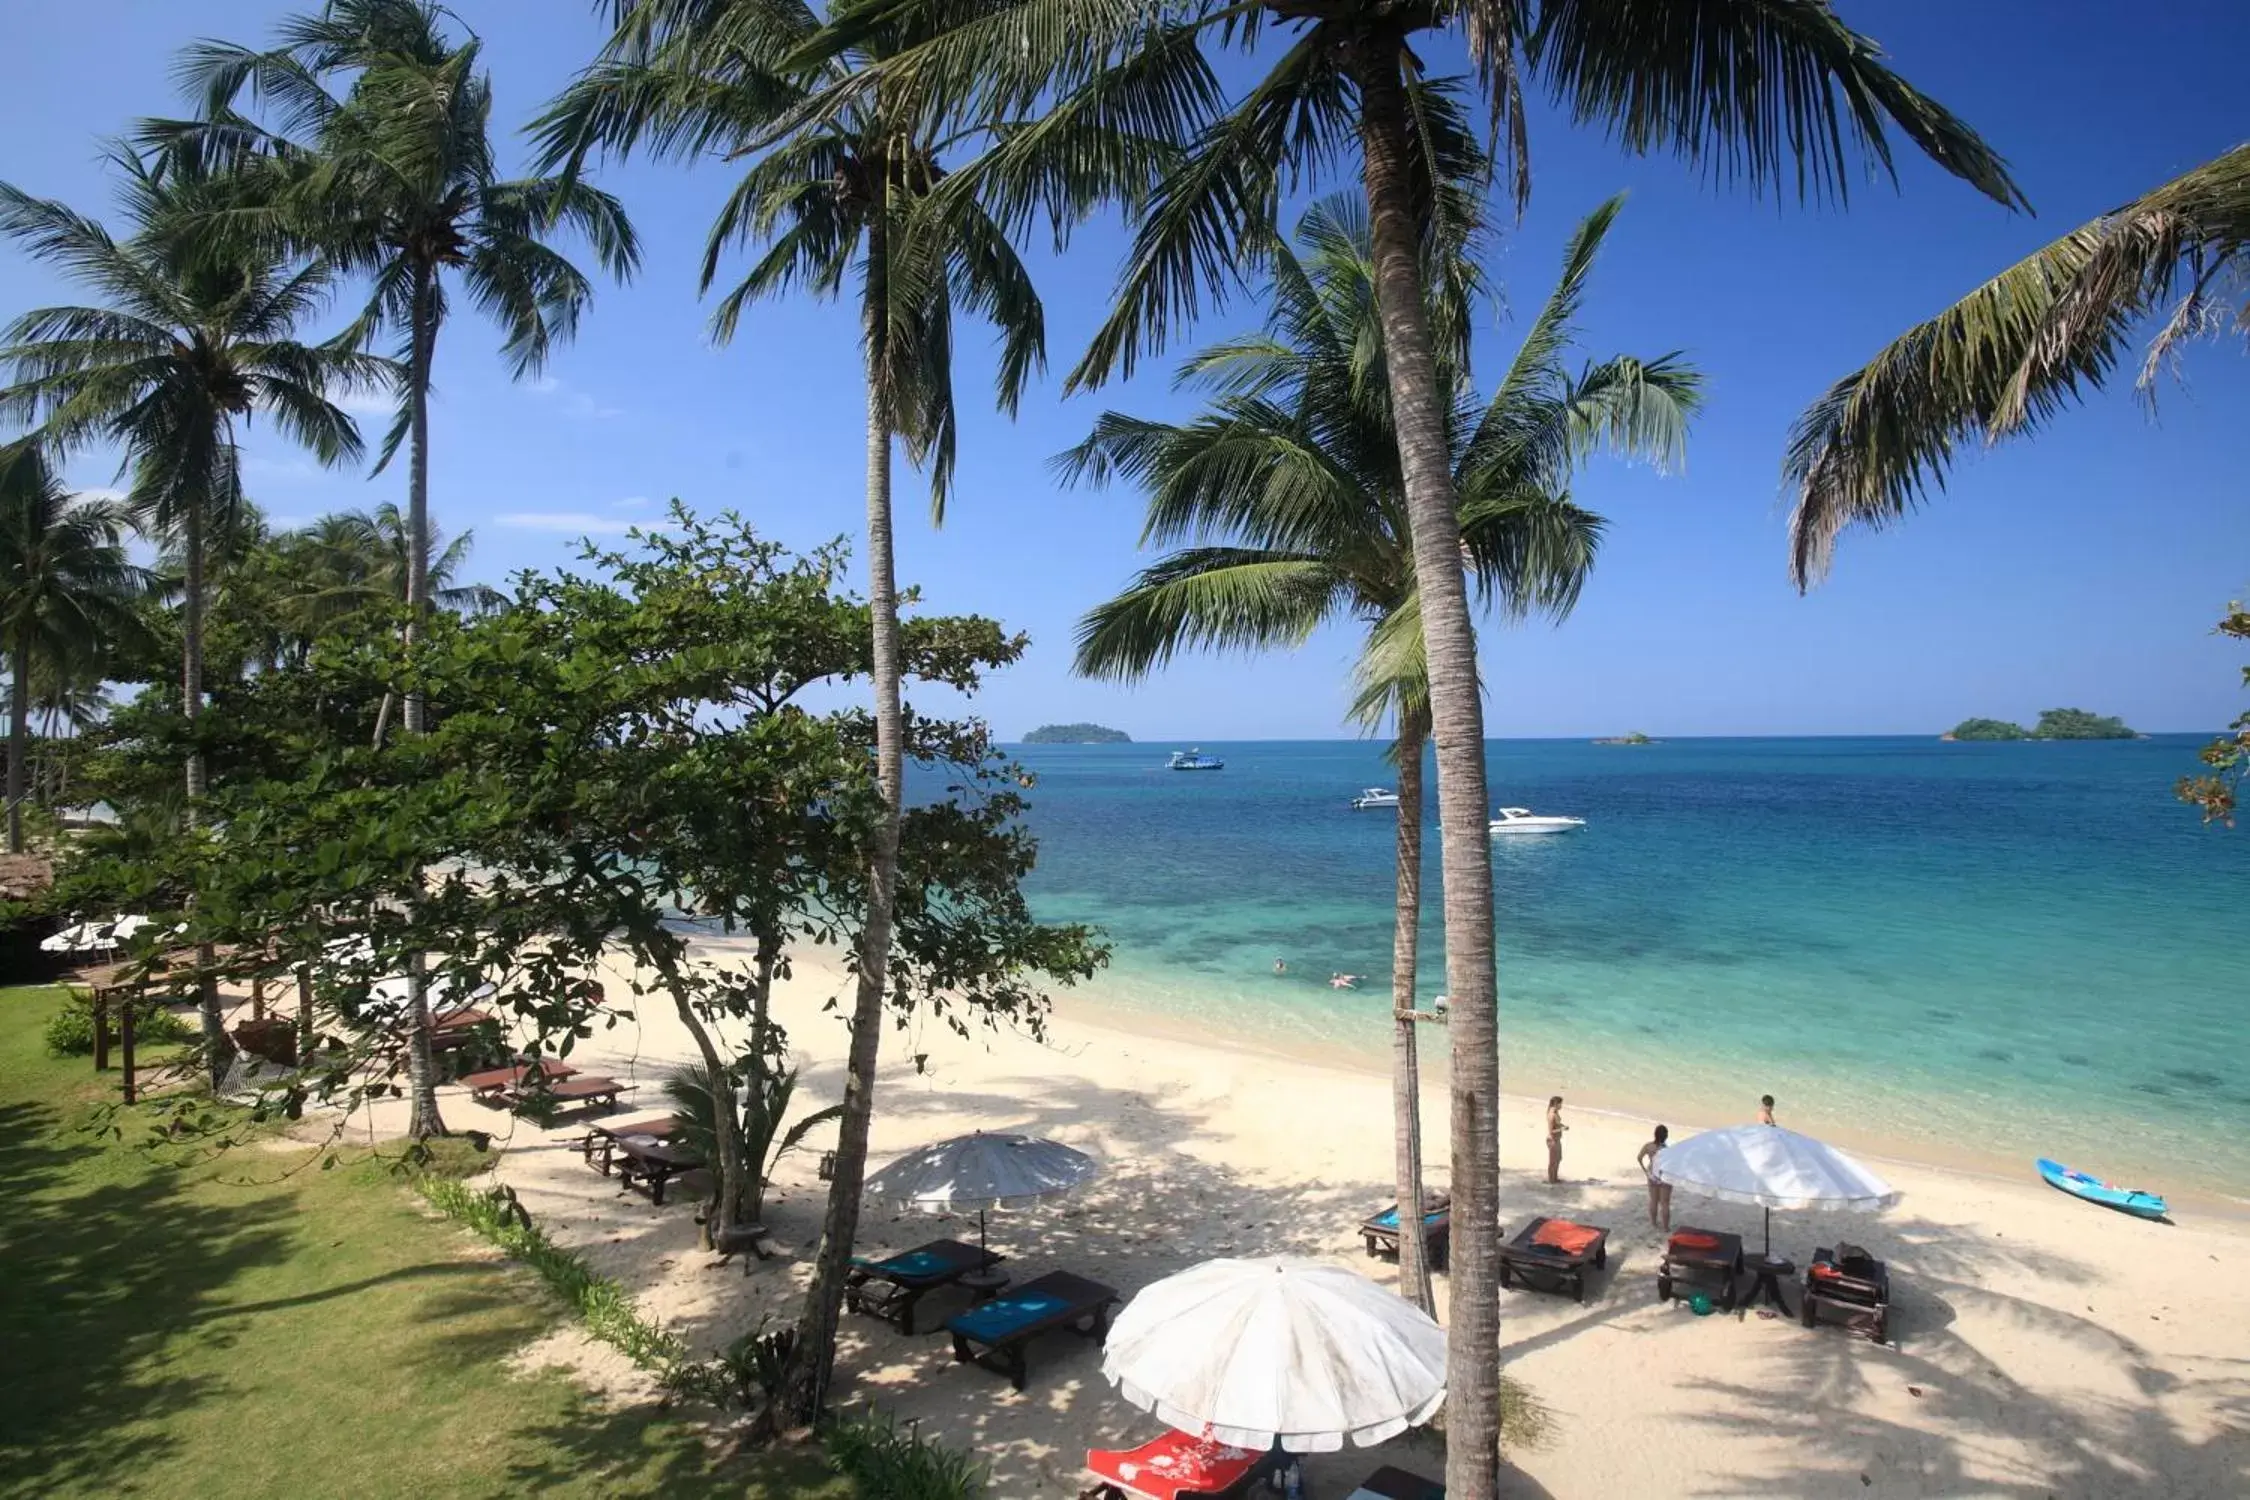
[{"x1": 0, "y1": 987, "x2": 847, "y2": 1500}]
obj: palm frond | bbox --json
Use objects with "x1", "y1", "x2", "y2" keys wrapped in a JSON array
[{"x1": 1073, "y1": 549, "x2": 1346, "y2": 680}]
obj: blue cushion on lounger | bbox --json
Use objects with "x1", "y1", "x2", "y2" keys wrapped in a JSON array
[{"x1": 950, "y1": 1287, "x2": 1072, "y2": 1343}]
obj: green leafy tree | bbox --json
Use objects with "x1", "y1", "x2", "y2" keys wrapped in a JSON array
[
  {"x1": 867, "y1": 9, "x2": 2019, "y2": 1477},
  {"x1": 173, "y1": 0, "x2": 639, "y2": 1134},
  {"x1": 0, "y1": 445, "x2": 149, "y2": 852},
  {"x1": 2180, "y1": 604, "x2": 2249, "y2": 825},
  {"x1": 1947, "y1": 717, "x2": 2027, "y2": 742},
  {"x1": 533, "y1": 0, "x2": 1164, "y2": 1416},
  {"x1": 1068, "y1": 192, "x2": 1695, "y2": 1312},
  {"x1": 0, "y1": 148, "x2": 373, "y2": 1084},
  {"x1": 2032, "y1": 707, "x2": 2135, "y2": 740},
  {"x1": 1787, "y1": 144, "x2": 2249, "y2": 586}
]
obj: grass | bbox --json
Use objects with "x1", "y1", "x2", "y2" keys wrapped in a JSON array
[{"x1": 0, "y1": 986, "x2": 849, "y2": 1500}]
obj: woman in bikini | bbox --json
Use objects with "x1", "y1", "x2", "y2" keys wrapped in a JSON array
[
  {"x1": 1638, "y1": 1125, "x2": 1672, "y2": 1232},
  {"x1": 1545, "y1": 1096, "x2": 1567, "y2": 1184}
]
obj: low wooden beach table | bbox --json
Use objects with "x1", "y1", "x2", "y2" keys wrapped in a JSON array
[
  {"x1": 460, "y1": 1059, "x2": 577, "y2": 1105},
  {"x1": 611, "y1": 1137, "x2": 705, "y2": 1205},
  {"x1": 1498, "y1": 1215, "x2": 1611, "y2": 1303},
  {"x1": 507, "y1": 1076, "x2": 623, "y2": 1117},
  {"x1": 1657, "y1": 1226, "x2": 1745, "y2": 1311},
  {"x1": 582, "y1": 1113, "x2": 685, "y2": 1173},
  {"x1": 1346, "y1": 1465, "x2": 1445, "y2": 1500},
  {"x1": 946, "y1": 1269, "x2": 1120, "y2": 1391},
  {"x1": 844, "y1": 1238, "x2": 1006, "y2": 1335}
]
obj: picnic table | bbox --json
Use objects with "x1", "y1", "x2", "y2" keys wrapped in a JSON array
[{"x1": 460, "y1": 1059, "x2": 577, "y2": 1103}]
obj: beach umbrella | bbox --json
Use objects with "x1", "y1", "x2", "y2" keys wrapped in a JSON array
[
  {"x1": 862, "y1": 1130, "x2": 1099, "y2": 1254},
  {"x1": 1101, "y1": 1258, "x2": 1447, "y2": 1452},
  {"x1": 1655, "y1": 1124, "x2": 1900, "y2": 1255},
  {"x1": 40, "y1": 918, "x2": 117, "y2": 953},
  {"x1": 106, "y1": 914, "x2": 159, "y2": 942},
  {"x1": 368, "y1": 971, "x2": 496, "y2": 1013}
]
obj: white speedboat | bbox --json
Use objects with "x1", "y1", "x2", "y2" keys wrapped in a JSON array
[
  {"x1": 1489, "y1": 806, "x2": 1585, "y2": 835},
  {"x1": 1350, "y1": 787, "x2": 1400, "y2": 810}
]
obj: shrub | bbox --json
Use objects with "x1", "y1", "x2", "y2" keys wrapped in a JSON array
[
  {"x1": 824, "y1": 1411, "x2": 985, "y2": 1500},
  {"x1": 43, "y1": 994, "x2": 193, "y2": 1057}
]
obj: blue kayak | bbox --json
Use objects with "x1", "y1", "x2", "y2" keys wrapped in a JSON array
[{"x1": 2036, "y1": 1158, "x2": 2168, "y2": 1219}]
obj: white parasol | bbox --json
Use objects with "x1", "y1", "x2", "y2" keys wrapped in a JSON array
[
  {"x1": 1655, "y1": 1124, "x2": 1900, "y2": 1254},
  {"x1": 1100, "y1": 1258, "x2": 1447, "y2": 1452},
  {"x1": 40, "y1": 918, "x2": 117, "y2": 953},
  {"x1": 862, "y1": 1130, "x2": 1099, "y2": 1253}
]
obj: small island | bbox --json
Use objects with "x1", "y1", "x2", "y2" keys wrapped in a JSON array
[
  {"x1": 1943, "y1": 708, "x2": 2138, "y2": 742},
  {"x1": 1593, "y1": 731, "x2": 1657, "y2": 746},
  {"x1": 1022, "y1": 722, "x2": 1132, "y2": 744}
]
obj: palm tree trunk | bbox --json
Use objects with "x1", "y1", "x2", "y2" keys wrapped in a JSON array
[
  {"x1": 401, "y1": 262, "x2": 444, "y2": 1140},
  {"x1": 785, "y1": 229, "x2": 906, "y2": 1424},
  {"x1": 7, "y1": 638, "x2": 29, "y2": 854},
  {"x1": 181, "y1": 498, "x2": 231, "y2": 1092},
  {"x1": 1390, "y1": 703, "x2": 1433, "y2": 1315},
  {"x1": 1353, "y1": 39, "x2": 1502, "y2": 1499}
]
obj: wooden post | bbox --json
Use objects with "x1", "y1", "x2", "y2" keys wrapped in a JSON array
[{"x1": 120, "y1": 985, "x2": 139, "y2": 1105}]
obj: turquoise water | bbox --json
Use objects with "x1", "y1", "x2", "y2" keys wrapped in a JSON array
[{"x1": 1001, "y1": 737, "x2": 2250, "y2": 1198}]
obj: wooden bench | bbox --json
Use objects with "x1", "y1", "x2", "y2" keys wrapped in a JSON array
[
  {"x1": 1499, "y1": 1216, "x2": 1611, "y2": 1303},
  {"x1": 845, "y1": 1238, "x2": 1005, "y2": 1336},
  {"x1": 947, "y1": 1270, "x2": 1119, "y2": 1391},
  {"x1": 611, "y1": 1136, "x2": 704, "y2": 1205},
  {"x1": 506, "y1": 1076, "x2": 623, "y2": 1117},
  {"x1": 582, "y1": 1113, "x2": 685, "y2": 1174}
]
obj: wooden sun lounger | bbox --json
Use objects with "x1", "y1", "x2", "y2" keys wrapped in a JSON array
[
  {"x1": 582, "y1": 1113, "x2": 686, "y2": 1173},
  {"x1": 503, "y1": 1075, "x2": 622, "y2": 1116},
  {"x1": 845, "y1": 1238, "x2": 1005, "y2": 1336},
  {"x1": 948, "y1": 1270, "x2": 1119, "y2": 1391},
  {"x1": 1498, "y1": 1215, "x2": 1611, "y2": 1302},
  {"x1": 461, "y1": 1059, "x2": 577, "y2": 1104},
  {"x1": 1802, "y1": 1246, "x2": 1891, "y2": 1343},
  {"x1": 611, "y1": 1137, "x2": 705, "y2": 1205},
  {"x1": 1346, "y1": 1465, "x2": 1445, "y2": 1500},
  {"x1": 1083, "y1": 1429, "x2": 1278, "y2": 1500},
  {"x1": 1359, "y1": 1195, "x2": 1451, "y2": 1270},
  {"x1": 1657, "y1": 1226, "x2": 1744, "y2": 1311}
]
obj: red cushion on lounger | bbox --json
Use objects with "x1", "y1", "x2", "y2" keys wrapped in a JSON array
[
  {"x1": 1086, "y1": 1431, "x2": 1261, "y2": 1500},
  {"x1": 1532, "y1": 1220, "x2": 1603, "y2": 1255},
  {"x1": 1669, "y1": 1231, "x2": 1721, "y2": 1252}
]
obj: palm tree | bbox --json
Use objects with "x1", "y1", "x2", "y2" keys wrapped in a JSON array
[
  {"x1": 1786, "y1": 143, "x2": 2250, "y2": 586},
  {"x1": 0, "y1": 149, "x2": 370, "y2": 1085},
  {"x1": 533, "y1": 0, "x2": 1175, "y2": 1417},
  {"x1": 0, "y1": 445, "x2": 148, "y2": 853},
  {"x1": 175, "y1": 0, "x2": 638, "y2": 1135},
  {"x1": 1068, "y1": 192, "x2": 1695, "y2": 1312},
  {"x1": 891, "y1": 9, "x2": 2017, "y2": 1482},
  {"x1": 284, "y1": 503, "x2": 499, "y2": 637}
]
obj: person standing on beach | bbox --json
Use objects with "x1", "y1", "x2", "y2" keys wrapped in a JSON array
[
  {"x1": 1545, "y1": 1096, "x2": 1568, "y2": 1184},
  {"x1": 1758, "y1": 1094, "x2": 1777, "y2": 1126},
  {"x1": 1639, "y1": 1125, "x2": 1672, "y2": 1232}
]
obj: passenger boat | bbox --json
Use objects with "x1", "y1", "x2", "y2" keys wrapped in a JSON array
[
  {"x1": 1166, "y1": 748, "x2": 1225, "y2": 771},
  {"x1": 1488, "y1": 806, "x2": 1586, "y2": 835}
]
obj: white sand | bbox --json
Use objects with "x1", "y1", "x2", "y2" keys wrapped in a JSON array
[{"x1": 330, "y1": 938, "x2": 2249, "y2": 1497}]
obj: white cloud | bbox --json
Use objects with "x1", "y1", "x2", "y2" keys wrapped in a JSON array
[
  {"x1": 611, "y1": 495, "x2": 652, "y2": 510},
  {"x1": 495, "y1": 510, "x2": 646, "y2": 535},
  {"x1": 73, "y1": 486, "x2": 129, "y2": 503},
  {"x1": 243, "y1": 454, "x2": 320, "y2": 481},
  {"x1": 523, "y1": 373, "x2": 620, "y2": 419},
  {"x1": 334, "y1": 388, "x2": 396, "y2": 416},
  {"x1": 525, "y1": 374, "x2": 561, "y2": 394}
]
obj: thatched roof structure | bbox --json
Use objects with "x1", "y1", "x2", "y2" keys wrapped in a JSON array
[{"x1": 0, "y1": 855, "x2": 55, "y2": 903}]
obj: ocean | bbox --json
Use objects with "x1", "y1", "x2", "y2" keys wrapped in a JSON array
[{"x1": 999, "y1": 736, "x2": 2250, "y2": 1200}]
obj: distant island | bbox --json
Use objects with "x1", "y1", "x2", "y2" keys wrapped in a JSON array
[
  {"x1": 1944, "y1": 708, "x2": 2139, "y2": 742},
  {"x1": 1593, "y1": 731, "x2": 1657, "y2": 746},
  {"x1": 1022, "y1": 723, "x2": 1132, "y2": 744}
]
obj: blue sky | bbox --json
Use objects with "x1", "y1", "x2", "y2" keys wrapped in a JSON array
[{"x1": 5, "y1": 0, "x2": 2247, "y2": 739}]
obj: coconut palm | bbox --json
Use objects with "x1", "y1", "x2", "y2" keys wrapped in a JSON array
[
  {"x1": 532, "y1": 0, "x2": 1178, "y2": 1416},
  {"x1": 1068, "y1": 192, "x2": 1695, "y2": 1312},
  {"x1": 1786, "y1": 143, "x2": 2250, "y2": 587},
  {"x1": 284, "y1": 503, "x2": 499, "y2": 635},
  {"x1": 959, "y1": 10, "x2": 2018, "y2": 1480},
  {"x1": 0, "y1": 445, "x2": 149, "y2": 853},
  {"x1": 172, "y1": 0, "x2": 638, "y2": 1135},
  {"x1": 0, "y1": 150, "x2": 371, "y2": 1084}
]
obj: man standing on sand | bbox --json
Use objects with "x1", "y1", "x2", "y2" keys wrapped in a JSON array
[
  {"x1": 1639, "y1": 1125, "x2": 1672, "y2": 1232},
  {"x1": 1546, "y1": 1096, "x2": 1568, "y2": 1184},
  {"x1": 1758, "y1": 1094, "x2": 1777, "y2": 1126}
]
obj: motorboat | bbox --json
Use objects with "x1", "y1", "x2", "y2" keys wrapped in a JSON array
[
  {"x1": 1350, "y1": 787, "x2": 1400, "y2": 810},
  {"x1": 1488, "y1": 806, "x2": 1585, "y2": 835},
  {"x1": 1166, "y1": 748, "x2": 1225, "y2": 771}
]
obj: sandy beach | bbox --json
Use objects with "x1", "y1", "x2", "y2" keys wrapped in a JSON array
[{"x1": 337, "y1": 938, "x2": 2249, "y2": 1498}]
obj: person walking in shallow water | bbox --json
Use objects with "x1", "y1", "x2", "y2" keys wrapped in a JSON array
[
  {"x1": 1639, "y1": 1125, "x2": 1672, "y2": 1232},
  {"x1": 1546, "y1": 1096, "x2": 1568, "y2": 1184},
  {"x1": 1758, "y1": 1094, "x2": 1777, "y2": 1126}
]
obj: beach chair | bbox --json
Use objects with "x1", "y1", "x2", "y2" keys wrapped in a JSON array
[
  {"x1": 581, "y1": 1112, "x2": 686, "y2": 1174},
  {"x1": 845, "y1": 1238, "x2": 1005, "y2": 1335},
  {"x1": 460, "y1": 1058, "x2": 577, "y2": 1105},
  {"x1": 1498, "y1": 1216, "x2": 1610, "y2": 1303},
  {"x1": 505, "y1": 1075, "x2": 623, "y2": 1117},
  {"x1": 1081, "y1": 1430, "x2": 1277, "y2": 1500},
  {"x1": 948, "y1": 1270, "x2": 1120, "y2": 1391},
  {"x1": 1359, "y1": 1194, "x2": 1451, "y2": 1270},
  {"x1": 1656, "y1": 1226, "x2": 1744, "y2": 1311},
  {"x1": 1801, "y1": 1245, "x2": 1891, "y2": 1343},
  {"x1": 611, "y1": 1137, "x2": 705, "y2": 1206},
  {"x1": 1344, "y1": 1465, "x2": 1445, "y2": 1500}
]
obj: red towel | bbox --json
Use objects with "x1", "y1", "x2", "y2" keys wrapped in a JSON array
[
  {"x1": 1670, "y1": 1230, "x2": 1722, "y2": 1252},
  {"x1": 1086, "y1": 1432, "x2": 1259, "y2": 1500},
  {"x1": 1532, "y1": 1220, "x2": 1603, "y2": 1256}
]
